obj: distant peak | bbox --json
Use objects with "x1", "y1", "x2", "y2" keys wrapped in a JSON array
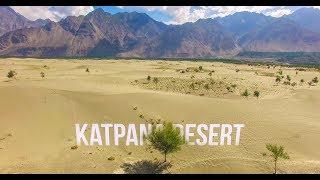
[
  {"x1": 114, "y1": 11, "x2": 152, "y2": 20},
  {"x1": 292, "y1": 7, "x2": 320, "y2": 15},
  {"x1": 87, "y1": 8, "x2": 111, "y2": 17}
]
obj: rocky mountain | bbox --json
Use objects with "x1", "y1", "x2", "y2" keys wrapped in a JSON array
[
  {"x1": 0, "y1": 6, "x2": 50, "y2": 36},
  {"x1": 1, "y1": 7, "x2": 320, "y2": 58},
  {"x1": 0, "y1": 8, "x2": 238, "y2": 57},
  {"x1": 238, "y1": 18, "x2": 320, "y2": 52},
  {"x1": 135, "y1": 19, "x2": 239, "y2": 58},
  {"x1": 285, "y1": 7, "x2": 320, "y2": 33},
  {"x1": 216, "y1": 11, "x2": 275, "y2": 39}
]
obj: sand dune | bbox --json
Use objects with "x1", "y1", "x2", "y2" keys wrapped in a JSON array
[{"x1": 0, "y1": 58, "x2": 319, "y2": 173}]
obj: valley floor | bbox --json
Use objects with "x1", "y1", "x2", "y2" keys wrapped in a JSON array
[{"x1": 0, "y1": 58, "x2": 319, "y2": 174}]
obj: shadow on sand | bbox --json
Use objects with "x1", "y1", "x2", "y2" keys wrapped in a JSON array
[{"x1": 121, "y1": 160, "x2": 172, "y2": 174}]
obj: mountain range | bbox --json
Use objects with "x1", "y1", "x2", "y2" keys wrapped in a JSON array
[{"x1": 1, "y1": 6, "x2": 320, "y2": 58}]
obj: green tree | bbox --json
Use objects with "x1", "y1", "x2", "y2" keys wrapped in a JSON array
[
  {"x1": 265, "y1": 144, "x2": 289, "y2": 174},
  {"x1": 146, "y1": 122, "x2": 185, "y2": 162}
]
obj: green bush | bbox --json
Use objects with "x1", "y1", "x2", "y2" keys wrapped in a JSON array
[
  {"x1": 254, "y1": 91, "x2": 260, "y2": 98},
  {"x1": 40, "y1": 72, "x2": 45, "y2": 78},
  {"x1": 153, "y1": 77, "x2": 159, "y2": 84},
  {"x1": 286, "y1": 75, "x2": 291, "y2": 82},
  {"x1": 242, "y1": 89, "x2": 250, "y2": 98},
  {"x1": 312, "y1": 77, "x2": 318, "y2": 83},
  {"x1": 7, "y1": 70, "x2": 17, "y2": 78}
]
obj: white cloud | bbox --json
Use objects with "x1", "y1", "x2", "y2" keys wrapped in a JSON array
[
  {"x1": 117, "y1": 6, "x2": 297, "y2": 25},
  {"x1": 122, "y1": 6, "x2": 276, "y2": 24},
  {"x1": 10, "y1": 6, "x2": 302, "y2": 24},
  {"x1": 11, "y1": 6, "x2": 94, "y2": 21}
]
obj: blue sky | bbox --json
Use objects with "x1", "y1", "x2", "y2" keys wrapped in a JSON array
[{"x1": 11, "y1": 6, "x2": 317, "y2": 25}]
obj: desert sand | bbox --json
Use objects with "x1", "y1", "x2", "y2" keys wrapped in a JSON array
[{"x1": 0, "y1": 58, "x2": 319, "y2": 174}]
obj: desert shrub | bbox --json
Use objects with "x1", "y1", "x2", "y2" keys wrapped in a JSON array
[
  {"x1": 198, "y1": 66, "x2": 203, "y2": 71},
  {"x1": 312, "y1": 77, "x2": 318, "y2": 84},
  {"x1": 295, "y1": 68, "x2": 306, "y2": 71},
  {"x1": 236, "y1": 69, "x2": 240, "y2": 73},
  {"x1": 254, "y1": 91, "x2": 260, "y2": 98},
  {"x1": 231, "y1": 84, "x2": 237, "y2": 89},
  {"x1": 153, "y1": 77, "x2": 159, "y2": 84},
  {"x1": 7, "y1": 70, "x2": 17, "y2": 78},
  {"x1": 146, "y1": 122, "x2": 185, "y2": 162},
  {"x1": 286, "y1": 75, "x2": 291, "y2": 82},
  {"x1": 189, "y1": 83, "x2": 195, "y2": 90},
  {"x1": 278, "y1": 70, "x2": 283, "y2": 75},
  {"x1": 147, "y1": 75, "x2": 151, "y2": 81},
  {"x1": 204, "y1": 83, "x2": 210, "y2": 90},
  {"x1": 264, "y1": 144, "x2": 289, "y2": 174},
  {"x1": 300, "y1": 79, "x2": 305, "y2": 83},
  {"x1": 242, "y1": 89, "x2": 250, "y2": 98},
  {"x1": 291, "y1": 82, "x2": 297, "y2": 87},
  {"x1": 208, "y1": 72, "x2": 212, "y2": 76},
  {"x1": 308, "y1": 81, "x2": 315, "y2": 86},
  {"x1": 275, "y1": 76, "x2": 281, "y2": 83},
  {"x1": 70, "y1": 145, "x2": 78, "y2": 150},
  {"x1": 40, "y1": 71, "x2": 45, "y2": 78},
  {"x1": 86, "y1": 68, "x2": 90, "y2": 73},
  {"x1": 108, "y1": 156, "x2": 115, "y2": 161},
  {"x1": 283, "y1": 81, "x2": 291, "y2": 85}
]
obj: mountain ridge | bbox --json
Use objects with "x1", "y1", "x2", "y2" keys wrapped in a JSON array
[{"x1": 1, "y1": 7, "x2": 320, "y2": 59}]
